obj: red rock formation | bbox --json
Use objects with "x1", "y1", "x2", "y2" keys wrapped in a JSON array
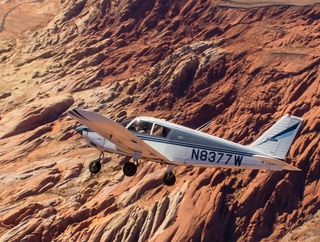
[{"x1": 0, "y1": 0, "x2": 319, "y2": 241}]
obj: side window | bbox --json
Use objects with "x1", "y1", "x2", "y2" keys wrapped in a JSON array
[
  {"x1": 144, "y1": 122, "x2": 153, "y2": 134},
  {"x1": 152, "y1": 124, "x2": 171, "y2": 138}
]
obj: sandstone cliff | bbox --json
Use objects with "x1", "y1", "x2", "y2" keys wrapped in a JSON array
[{"x1": 0, "y1": 0, "x2": 319, "y2": 241}]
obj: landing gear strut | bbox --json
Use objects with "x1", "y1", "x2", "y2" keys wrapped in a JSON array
[
  {"x1": 88, "y1": 152, "x2": 103, "y2": 174},
  {"x1": 163, "y1": 165, "x2": 176, "y2": 186}
]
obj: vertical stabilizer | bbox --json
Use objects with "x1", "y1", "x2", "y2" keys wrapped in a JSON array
[{"x1": 249, "y1": 113, "x2": 303, "y2": 159}]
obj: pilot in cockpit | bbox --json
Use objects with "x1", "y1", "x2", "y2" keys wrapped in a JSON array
[{"x1": 133, "y1": 120, "x2": 146, "y2": 133}]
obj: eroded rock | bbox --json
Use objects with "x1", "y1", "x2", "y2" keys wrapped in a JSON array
[
  {"x1": 0, "y1": 1, "x2": 320, "y2": 242},
  {"x1": 0, "y1": 94, "x2": 74, "y2": 139}
]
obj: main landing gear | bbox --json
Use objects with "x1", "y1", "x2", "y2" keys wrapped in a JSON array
[
  {"x1": 163, "y1": 164, "x2": 176, "y2": 186},
  {"x1": 122, "y1": 151, "x2": 141, "y2": 177},
  {"x1": 88, "y1": 151, "x2": 140, "y2": 177},
  {"x1": 123, "y1": 161, "x2": 137, "y2": 176},
  {"x1": 88, "y1": 151, "x2": 177, "y2": 186},
  {"x1": 88, "y1": 151, "x2": 103, "y2": 174}
]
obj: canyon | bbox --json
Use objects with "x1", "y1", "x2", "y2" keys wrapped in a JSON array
[{"x1": 0, "y1": 0, "x2": 320, "y2": 241}]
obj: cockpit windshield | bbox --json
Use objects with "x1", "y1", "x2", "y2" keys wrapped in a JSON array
[
  {"x1": 127, "y1": 118, "x2": 171, "y2": 138},
  {"x1": 120, "y1": 118, "x2": 135, "y2": 127}
]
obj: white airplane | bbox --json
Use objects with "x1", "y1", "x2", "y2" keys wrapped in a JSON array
[{"x1": 68, "y1": 109, "x2": 303, "y2": 186}]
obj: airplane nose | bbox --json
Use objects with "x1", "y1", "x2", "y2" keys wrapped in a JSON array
[{"x1": 75, "y1": 126, "x2": 85, "y2": 135}]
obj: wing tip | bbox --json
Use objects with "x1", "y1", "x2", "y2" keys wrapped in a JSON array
[{"x1": 68, "y1": 109, "x2": 89, "y2": 121}]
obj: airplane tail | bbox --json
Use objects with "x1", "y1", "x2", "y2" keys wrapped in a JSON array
[{"x1": 248, "y1": 113, "x2": 303, "y2": 159}]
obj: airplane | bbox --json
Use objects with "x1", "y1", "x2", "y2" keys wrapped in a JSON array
[{"x1": 68, "y1": 109, "x2": 303, "y2": 186}]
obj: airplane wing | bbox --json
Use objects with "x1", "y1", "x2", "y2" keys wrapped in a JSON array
[
  {"x1": 68, "y1": 109, "x2": 171, "y2": 163},
  {"x1": 253, "y1": 155, "x2": 301, "y2": 171}
]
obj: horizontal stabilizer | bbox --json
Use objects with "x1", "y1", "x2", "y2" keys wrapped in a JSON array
[{"x1": 253, "y1": 155, "x2": 301, "y2": 171}]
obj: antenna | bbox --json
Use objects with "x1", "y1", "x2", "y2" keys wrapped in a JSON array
[{"x1": 196, "y1": 120, "x2": 213, "y2": 131}]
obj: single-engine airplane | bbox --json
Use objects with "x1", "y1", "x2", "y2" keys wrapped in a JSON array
[{"x1": 68, "y1": 109, "x2": 303, "y2": 186}]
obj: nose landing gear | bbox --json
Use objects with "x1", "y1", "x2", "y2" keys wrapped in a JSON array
[{"x1": 88, "y1": 151, "x2": 104, "y2": 174}]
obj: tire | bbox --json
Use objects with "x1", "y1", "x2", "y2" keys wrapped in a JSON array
[
  {"x1": 123, "y1": 162, "x2": 137, "y2": 177},
  {"x1": 163, "y1": 172, "x2": 176, "y2": 186},
  {"x1": 89, "y1": 160, "x2": 101, "y2": 174}
]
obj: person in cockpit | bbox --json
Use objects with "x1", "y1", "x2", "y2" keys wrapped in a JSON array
[{"x1": 133, "y1": 120, "x2": 146, "y2": 133}]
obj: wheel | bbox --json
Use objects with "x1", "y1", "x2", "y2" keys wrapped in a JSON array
[
  {"x1": 163, "y1": 172, "x2": 176, "y2": 186},
  {"x1": 89, "y1": 159, "x2": 101, "y2": 174},
  {"x1": 123, "y1": 162, "x2": 137, "y2": 177}
]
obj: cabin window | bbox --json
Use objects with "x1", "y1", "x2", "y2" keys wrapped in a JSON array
[
  {"x1": 144, "y1": 122, "x2": 153, "y2": 134},
  {"x1": 151, "y1": 124, "x2": 171, "y2": 138}
]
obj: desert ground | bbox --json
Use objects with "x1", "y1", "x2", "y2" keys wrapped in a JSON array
[{"x1": 0, "y1": 0, "x2": 320, "y2": 241}]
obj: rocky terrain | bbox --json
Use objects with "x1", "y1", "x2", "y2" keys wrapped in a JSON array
[{"x1": 0, "y1": 0, "x2": 319, "y2": 241}]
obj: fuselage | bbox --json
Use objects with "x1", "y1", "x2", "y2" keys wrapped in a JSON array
[{"x1": 80, "y1": 116, "x2": 284, "y2": 171}]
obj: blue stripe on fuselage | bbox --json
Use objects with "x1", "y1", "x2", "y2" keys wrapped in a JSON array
[{"x1": 136, "y1": 133, "x2": 254, "y2": 157}]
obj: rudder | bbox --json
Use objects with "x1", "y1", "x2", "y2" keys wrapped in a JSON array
[{"x1": 249, "y1": 113, "x2": 303, "y2": 159}]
